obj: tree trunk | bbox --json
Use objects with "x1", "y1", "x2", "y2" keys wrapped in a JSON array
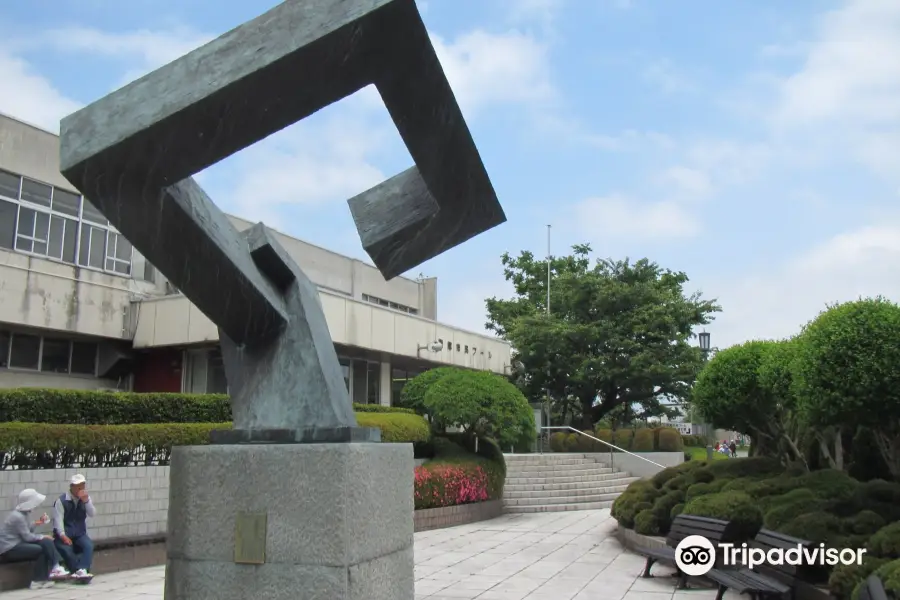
[
  {"x1": 834, "y1": 428, "x2": 844, "y2": 471},
  {"x1": 872, "y1": 429, "x2": 900, "y2": 480}
]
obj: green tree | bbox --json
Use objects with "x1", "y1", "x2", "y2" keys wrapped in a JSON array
[
  {"x1": 486, "y1": 244, "x2": 720, "y2": 428},
  {"x1": 692, "y1": 340, "x2": 806, "y2": 465},
  {"x1": 793, "y1": 297, "x2": 900, "y2": 478},
  {"x1": 401, "y1": 367, "x2": 536, "y2": 448}
]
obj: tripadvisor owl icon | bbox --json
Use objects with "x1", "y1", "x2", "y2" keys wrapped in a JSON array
[{"x1": 675, "y1": 535, "x2": 717, "y2": 576}]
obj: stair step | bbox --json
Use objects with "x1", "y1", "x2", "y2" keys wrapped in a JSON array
[
  {"x1": 504, "y1": 457, "x2": 604, "y2": 466},
  {"x1": 504, "y1": 484, "x2": 631, "y2": 500},
  {"x1": 505, "y1": 472, "x2": 630, "y2": 485},
  {"x1": 503, "y1": 492, "x2": 623, "y2": 507},
  {"x1": 504, "y1": 477, "x2": 639, "y2": 494},
  {"x1": 506, "y1": 463, "x2": 613, "y2": 474},
  {"x1": 503, "y1": 500, "x2": 616, "y2": 513}
]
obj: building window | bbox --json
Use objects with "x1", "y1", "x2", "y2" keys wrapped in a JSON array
[
  {"x1": 339, "y1": 357, "x2": 351, "y2": 394},
  {"x1": 360, "y1": 293, "x2": 419, "y2": 316},
  {"x1": 0, "y1": 169, "x2": 133, "y2": 277},
  {"x1": 206, "y1": 349, "x2": 228, "y2": 394},
  {"x1": 367, "y1": 361, "x2": 380, "y2": 405},
  {"x1": 1, "y1": 331, "x2": 98, "y2": 375},
  {"x1": 8, "y1": 333, "x2": 41, "y2": 370},
  {"x1": 391, "y1": 367, "x2": 423, "y2": 406}
]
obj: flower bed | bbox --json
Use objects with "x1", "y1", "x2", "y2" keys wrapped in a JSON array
[{"x1": 413, "y1": 436, "x2": 506, "y2": 511}]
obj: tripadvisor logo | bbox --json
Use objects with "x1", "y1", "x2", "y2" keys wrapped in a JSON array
[{"x1": 674, "y1": 535, "x2": 866, "y2": 576}]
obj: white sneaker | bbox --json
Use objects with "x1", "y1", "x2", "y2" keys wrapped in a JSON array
[
  {"x1": 29, "y1": 581, "x2": 55, "y2": 589},
  {"x1": 74, "y1": 568, "x2": 91, "y2": 578},
  {"x1": 49, "y1": 565, "x2": 69, "y2": 579}
]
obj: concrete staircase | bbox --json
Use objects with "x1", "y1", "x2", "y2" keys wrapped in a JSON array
[{"x1": 503, "y1": 453, "x2": 640, "y2": 513}]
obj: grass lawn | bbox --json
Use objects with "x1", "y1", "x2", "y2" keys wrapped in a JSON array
[{"x1": 685, "y1": 446, "x2": 729, "y2": 461}]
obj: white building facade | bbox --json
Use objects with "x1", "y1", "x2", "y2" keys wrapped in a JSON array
[{"x1": 0, "y1": 113, "x2": 512, "y2": 405}]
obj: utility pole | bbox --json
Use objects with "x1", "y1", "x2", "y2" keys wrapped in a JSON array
[{"x1": 545, "y1": 224, "x2": 552, "y2": 445}]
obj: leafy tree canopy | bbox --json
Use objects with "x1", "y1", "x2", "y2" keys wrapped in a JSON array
[{"x1": 486, "y1": 244, "x2": 720, "y2": 428}]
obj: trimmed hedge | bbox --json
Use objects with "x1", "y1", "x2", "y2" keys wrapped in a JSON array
[
  {"x1": 0, "y1": 388, "x2": 414, "y2": 424},
  {"x1": 632, "y1": 429, "x2": 654, "y2": 452},
  {"x1": 0, "y1": 412, "x2": 431, "y2": 469},
  {"x1": 658, "y1": 428, "x2": 684, "y2": 452}
]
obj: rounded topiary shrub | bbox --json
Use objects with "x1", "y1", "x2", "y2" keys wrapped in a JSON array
[
  {"x1": 634, "y1": 508, "x2": 661, "y2": 536},
  {"x1": 779, "y1": 511, "x2": 843, "y2": 546},
  {"x1": 795, "y1": 469, "x2": 859, "y2": 502},
  {"x1": 671, "y1": 503, "x2": 685, "y2": 519},
  {"x1": 744, "y1": 477, "x2": 796, "y2": 499},
  {"x1": 613, "y1": 429, "x2": 634, "y2": 451},
  {"x1": 847, "y1": 510, "x2": 887, "y2": 536},
  {"x1": 657, "y1": 428, "x2": 684, "y2": 452},
  {"x1": 763, "y1": 489, "x2": 823, "y2": 530},
  {"x1": 868, "y1": 522, "x2": 900, "y2": 559},
  {"x1": 611, "y1": 481, "x2": 661, "y2": 527},
  {"x1": 829, "y1": 556, "x2": 891, "y2": 600},
  {"x1": 562, "y1": 433, "x2": 580, "y2": 452},
  {"x1": 633, "y1": 428, "x2": 655, "y2": 452},
  {"x1": 594, "y1": 428, "x2": 613, "y2": 447},
  {"x1": 683, "y1": 491, "x2": 763, "y2": 540},
  {"x1": 690, "y1": 467, "x2": 716, "y2": 484},
  {"x1": 686, "y1": 480, "x2": 729, "y2": 503},
  {"x1": 549, "y1": 432, "x2": 568, "y2": 452},
  {"x1": 652, "y1": 489, "x2": 686, "y2": 534},
  {"x1": 663, "y1": 474, "x2": 692, "y2": 492},
  {"x1": 651, "y1": 466, "x2": 681, "y2": 489}
]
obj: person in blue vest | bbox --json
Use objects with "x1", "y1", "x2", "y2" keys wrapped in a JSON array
[{"x1": 51, "y1": 474, "x2": 95, "y2": 580}]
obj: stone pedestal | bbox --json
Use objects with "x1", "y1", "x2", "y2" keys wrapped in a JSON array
[{"x1": 163, "y1": 443, "x2": 414, "y2": 600}]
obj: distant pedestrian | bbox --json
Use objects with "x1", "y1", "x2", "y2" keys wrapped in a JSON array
[{"x1": 729, "y1": 441, "x2": 737, "y2": 458}]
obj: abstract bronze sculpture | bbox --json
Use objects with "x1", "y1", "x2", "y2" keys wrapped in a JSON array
[{"x1": 59, "y1": 0, "x2": 505, "y2": 597}]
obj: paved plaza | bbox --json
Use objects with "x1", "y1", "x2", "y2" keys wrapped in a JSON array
[{"x1": 0, "y1": 509, "x2": 737, "y2": 600}]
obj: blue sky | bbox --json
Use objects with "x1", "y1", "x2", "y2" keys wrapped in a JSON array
[{"x1": 2, "y1": 0, "x2": 899, "y2": 347}]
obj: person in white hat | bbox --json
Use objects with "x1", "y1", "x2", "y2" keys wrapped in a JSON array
[
  {"x1": 0, "y1": 488, "x2": 69, "y2": 589},
  {"x1": 52, "y1": 474, "x2": 96, "y2": 580}
]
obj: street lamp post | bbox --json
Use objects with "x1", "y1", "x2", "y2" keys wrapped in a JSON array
[{"x1": 697, "y1": 330, "x2": 713, "y2": 459}]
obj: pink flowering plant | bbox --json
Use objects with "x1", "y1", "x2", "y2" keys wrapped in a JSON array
[{"x1": 414, "y1": 462, "x2": 491, "y2": 510}]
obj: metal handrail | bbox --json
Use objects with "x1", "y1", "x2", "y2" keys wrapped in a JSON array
[{"x1": 539, "y1": 425, "x2": 665, "y2": 469}]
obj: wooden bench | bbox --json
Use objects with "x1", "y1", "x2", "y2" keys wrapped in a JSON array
[
  {"x1": 706, "y1": 529, "x2": 817, "y2": 600},
  {"x1": 859, "y1": 575, "x2": 888, "y2": 600},
  {"x1": 633, "y1": 514, "x2": 744, "y2": 589},
  {"x1": 0, "y1": 533, "x2": 165, "y2": 591}
]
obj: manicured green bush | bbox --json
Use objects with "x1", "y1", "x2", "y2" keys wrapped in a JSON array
[
  {"x1": 594, "y1": 428, "x2": 613, "y2": 448},
  {"x1": 690, "y1": 467, "x2": 716, "y2": 484},
  {"x1": 354, "y1": 412, "x2": 431, "y2": 443},
  {"x1": 634, "y1": 509, "x2": 661, "y2": 535},
  {"x1": 868, "y1": 522, "x2": 900, "y2": 559},
  {"x1": 763, "y1": 489, "x2": 822, "y2": 530},
  {"x1": 612, "y1": 481, "x2": 661, "y2": 527},
  {"x1": 720, "y1": 477, "x2": 757, "y2": 493},
  {"x1": 829, "y1": 556, "x2": 891, "y2": 600},
  {"x1": 613, "y1": 429, "x2": 633, "y2": 451},
  {"x1": 850, "y1": 558, "x2": 900, "y2": 600},
  {"x1": 563, "y1": 433, "x2": 580, "y2": 452},
  {"x1": 794, "y1": 469, "x2": 859, "y2": 502},
  {"x1": 683, "y1": 491, "x2": 763, "y2": 540},
  {"x1": 657, "y1": 428, "x2": 684, "y2": 452},
  {"x1": 847, "y1": 510, "x2": 887, "y2": 536},
  {"x1": 671, "y1": 503, "x2": 685, "y2": 519},
  {"x1": 663, "y1": 474, "x2": 691, "y2": 492},
  {"x1": 549, "y1": 432, "x2": 568, "y2": 452},
  {"x1": 651, "y1": 466, "x2": 681, "y2": 489},
  {"x1": 652, "y1": 490, "x2": 685, "y2": 534},
  {"x1": 743, "y1": 477, "x2": 795, "y2": 499},
  {"x1": 686, "y1": 480, "x2": 729, "y2": 502},
  {"x1": 575, "y1": 430, "x2": 606, "y2": 452},
  {"x1": 632, "y1": 429, "x2": 655, "y2": 452},
  {"x1": 779, "y1": 511, "x2": 843, "y2": 546}
]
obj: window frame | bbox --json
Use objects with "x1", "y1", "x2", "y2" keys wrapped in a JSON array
[
  {"x1": 0, "y1": 168, "x2": 135, "y2": 278},
  {"x1": 1, "y1": 331, "x2": 99, "y2": 377}
]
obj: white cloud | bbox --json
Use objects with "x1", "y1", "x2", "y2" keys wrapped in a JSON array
[
  {"x1": 574, "y1": 194, "x2": 701, "y2": 240},
  {"x1": 0, "y1": 52, "x2": 81, "y2": 133},
  {"x1": 658, "y1": 166, "x2": 713, "y2": 199},
  {"x1": 709, "y1": 221, "x2": 900, "y2": 348},
  {"x1": 431, "y1": 30, "x2": 557, "y2": 116},
  {"x1": 642, "y1": 59, "x2": 696, "y2": 95}
]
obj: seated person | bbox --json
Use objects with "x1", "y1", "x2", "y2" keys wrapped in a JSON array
[
  {"x1": 0, "y1": 488, "x2": 69, "y2": 589},
  {"x1": 52, "y1": 474, "x2": 95, "y2": 580}
]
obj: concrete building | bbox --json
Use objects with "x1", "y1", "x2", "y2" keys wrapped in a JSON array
[{"x1": 0, "y1": 112, "x2": 512, "y2": 405}]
